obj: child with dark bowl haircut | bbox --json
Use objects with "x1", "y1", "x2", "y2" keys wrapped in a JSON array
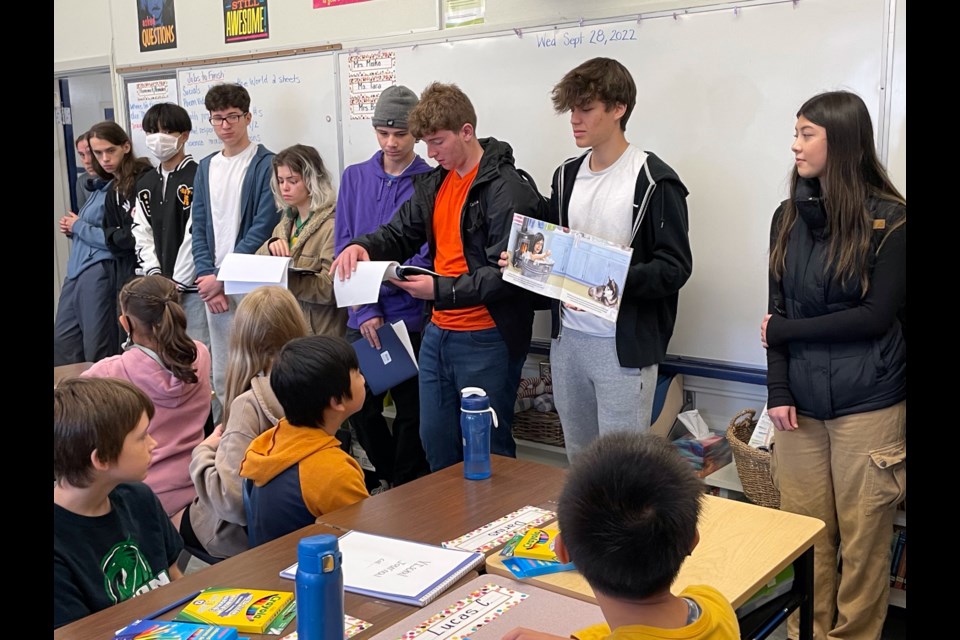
[
  {"x1": 240, "y1": 335, "x2": 369, "y2": 547},
  {"x1": 502, "y1": 432, "x2": 738, "y2": 640},
  {"x1": 54, "y1": 377, "x2": 183, "y2": 629}
]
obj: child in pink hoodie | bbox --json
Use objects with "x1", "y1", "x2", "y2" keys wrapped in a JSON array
[{"x1": 83, "y1": 275, "x2": 211, "y2": 522}]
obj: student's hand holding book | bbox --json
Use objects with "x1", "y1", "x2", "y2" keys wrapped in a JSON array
[
  {"x1": 390, "y1": 275, "x2": 435, "y2": 300},
  {"x1": 332, "y1": 244, "x2": 370, "y2": 281},
  {"x1": 359, "y1": 317, "x2": 384, "y2": 349}
]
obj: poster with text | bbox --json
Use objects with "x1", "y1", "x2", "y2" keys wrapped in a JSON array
[
  {"x1": 314, "y1": 0, "x2": 372, "y2": 8},
  {"x1": 224, "y1": 0, "x2": 269, "y2": 44},
  {"x1": 138, "y1": 0, "x2": 177, "y2": 52}
]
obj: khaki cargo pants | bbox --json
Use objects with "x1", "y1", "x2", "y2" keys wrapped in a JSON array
[{"x1": 771, "y1": 401, "x2": 906, "y2": 640}]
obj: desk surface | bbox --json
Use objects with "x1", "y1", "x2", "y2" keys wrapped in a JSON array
[
  {"x1": 487, "y1": 494, "x2": 825, "y2": 609},
  {"x1": 54, "y1": 458, "x2": 563, "y2": 639},
  {"x1": 319, "y1": 456, "x2": 565, "y2": 548},
  {"x1": 53, "y1": 362, "x2": 93, "y2": 387},
  {"x1": 53, "y1": 523, "x2": 429, "y2": 640}
]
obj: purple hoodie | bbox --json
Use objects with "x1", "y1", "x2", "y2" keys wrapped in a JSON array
[
  {"x1": 81, "y1": 341, "x2": 212, "y2": 516},
  {"x1": 335, "y1": 151, "x2": 433, "y2": 332}
]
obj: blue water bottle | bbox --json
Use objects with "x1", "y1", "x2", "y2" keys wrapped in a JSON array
[
  {"x1": 460, "y1": 386, "x2": 498, "y2": 480},
  {"x1": 296, "y1": 534, "x2": 343, "y2": 640}
]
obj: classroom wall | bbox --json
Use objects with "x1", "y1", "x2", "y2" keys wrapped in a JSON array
[
  {"x1": 53, "y1": 0, "x2": 112, "y2": 73},
  {"x1": 53, "y1": 1, "x2": 724, "y2": 72}
]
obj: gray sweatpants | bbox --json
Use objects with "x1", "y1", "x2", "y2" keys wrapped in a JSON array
[{"x1": 551, "y1": 327, "x2": 658, "y2": 462}]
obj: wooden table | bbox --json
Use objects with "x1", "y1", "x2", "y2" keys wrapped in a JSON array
[
  {"x1": 318, "y1": 455, "x2": 565, "y2": 548},
  {"x1": 487, "y1": 494, "x2": 825, "y2": 640},
  {"x1": 53, "y1": 362, "x2": 93, "y2": 388},
  {"x1": 54, "y1": 457, "x2": 562, "y2": 639},
  {"x1": 53, "y1": 524, "x2": 432, "y2": 640},
  {"x1": 55, "y1": 457, "x2": 821, "y2": 640}
]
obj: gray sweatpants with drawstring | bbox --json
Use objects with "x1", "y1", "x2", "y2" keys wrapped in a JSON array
[{"x1": 550, "y1": 327, "x2": 658, "y2": 463}]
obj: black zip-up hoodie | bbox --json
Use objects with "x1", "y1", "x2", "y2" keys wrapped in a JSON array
[
  {"x1": 548, "y1": 150, "x2": 693, "y2": 369},
  {"x1": 351, "y1": 137, "x2": 544, "y2": 357}
]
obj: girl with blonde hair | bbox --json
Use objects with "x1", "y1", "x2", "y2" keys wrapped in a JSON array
[
  {"x1": 258, "y1": 144, "x2": 346, "y2": 336},
  {"x1": 180, "y1": 286, "x2": 309, "y2": 560}
]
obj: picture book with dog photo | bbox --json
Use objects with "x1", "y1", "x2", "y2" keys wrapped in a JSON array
[{"x1": 503, "y1": 214, "x2": 632, "y2": 322}]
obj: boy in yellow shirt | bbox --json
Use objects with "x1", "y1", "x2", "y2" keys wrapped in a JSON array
[{"x1": 503, "y1": 432, "x2": 739, "y2": 640}]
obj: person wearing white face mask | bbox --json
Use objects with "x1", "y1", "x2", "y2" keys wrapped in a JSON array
[{"x1": 131, "y1": 103, "x2": 212, "y2": 388}]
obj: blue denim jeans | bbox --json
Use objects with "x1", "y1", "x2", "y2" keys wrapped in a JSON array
[{"x1": 418, "y1": 322, "x2": 525, "y2": 472}]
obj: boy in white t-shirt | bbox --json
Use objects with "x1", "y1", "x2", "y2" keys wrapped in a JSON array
[
  {"x1": 546, "y1": 58, "x2": 693, "y2": 461},
  {"x1": 191, "y1": 83, "x2": 279, "y2": 417}
]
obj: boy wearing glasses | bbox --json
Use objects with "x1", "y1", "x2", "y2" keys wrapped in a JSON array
[{"x1": 191, "y1": 83, "x2": 279, "y2": 419}]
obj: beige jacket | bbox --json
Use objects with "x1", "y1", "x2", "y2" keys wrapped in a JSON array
[
  {"x1": 257, "y1": 205, "x2": 347, "y2": 337},
  {"x1": 187, "y1": 375, "x2": 282, "y2": 559}
]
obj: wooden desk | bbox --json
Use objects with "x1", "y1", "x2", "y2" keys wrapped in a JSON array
[
  {"x1": 53, "y1": 362, "x2": 93, "y2": 388},
  {"x1": 53, "y1": 524, "x2": 427, "y2": 640},
  {"x1": 319, "y1": 455, "x2": 564, "y2": 548},
  {"x1": 53, "y1": 457, "x2": 560, "y2": 639},
  {"x1": 487, "y1": 494, "x2": 824, "y2": 639}
]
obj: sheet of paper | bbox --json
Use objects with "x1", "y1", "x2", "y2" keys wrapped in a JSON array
[
  {"x1": 442, "y1": 506, "x2": 556, "y2": 553},
  {"x1": 217, "y1": 253, "x2": 291, "y2": 295},
  {"x1": 333, "y1": 261, "x2": 398, "y2": 307},
  {"x1": 281, "y1": 614, "x2": 372, "y2": 639},
  {"x1": 391, "y1": 320, "x2": 418, "y2": 371},
  {"x1": 394, "y1": 583, "x2": 528, "y2": 640}
]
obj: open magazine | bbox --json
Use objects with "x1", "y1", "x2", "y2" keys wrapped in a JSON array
[{"x1": 503, "y1": 214, "x2": 633, "y2": 322}]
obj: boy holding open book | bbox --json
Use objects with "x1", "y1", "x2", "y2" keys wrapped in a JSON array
[
  {"x1": 239, "y1": 335, "x2": 369, "y2": 547},
  {"x1": 502, "y1": 432, "x2": 738, "y2": 640}
]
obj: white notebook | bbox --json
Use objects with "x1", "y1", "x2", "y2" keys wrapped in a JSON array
[{"x1": 280, "y1": 530, "x2": 485, "y2": 607}]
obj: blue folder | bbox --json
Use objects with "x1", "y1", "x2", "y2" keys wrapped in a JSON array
[{"x1": 351, "y1": 322, "x2": 419, "y2": 396}]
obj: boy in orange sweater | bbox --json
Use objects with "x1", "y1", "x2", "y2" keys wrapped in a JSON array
[{"x1": 240, "y1": 335, "x2": 369, "y2": 547}]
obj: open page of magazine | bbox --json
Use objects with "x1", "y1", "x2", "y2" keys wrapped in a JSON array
[{"x1": 503, "y1": 214, "x2": 633, "y2": 322}]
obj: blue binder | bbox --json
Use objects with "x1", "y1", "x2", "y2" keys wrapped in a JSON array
[{"x1": 351, "y1": 322, "x2": 419, "y2": 395}]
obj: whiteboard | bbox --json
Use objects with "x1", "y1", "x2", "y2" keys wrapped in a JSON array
[
  {"x1": 337, "y1": 0, "x2": 897, "y2": 368},
  {"x1": 177, "y1": 53, "x2": 342, "y2": 187},
  {"x1": 125, "y1": 76, "x2": 179, "y2": 164}
]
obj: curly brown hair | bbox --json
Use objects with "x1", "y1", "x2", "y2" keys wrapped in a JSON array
[{"x1": 408, "y1": 82, "x2": 477, "y2": 139}]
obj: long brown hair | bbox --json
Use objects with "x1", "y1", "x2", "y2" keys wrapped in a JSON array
[
  {"x1": 86, "y1": 121, "x2": 153, "y2": 202},
  {"x1": 222, "y1": 286, "x2": 309, "y2": 425},
  {"x1": 770, "y1": 91, "x2": 905, "y2": 293},
  {"x1": 120, "y1": 275, "x2": 199, "y2": 384}
]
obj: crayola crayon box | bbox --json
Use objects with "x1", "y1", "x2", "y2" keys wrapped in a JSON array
[
  {"x1": 174, "y1": 587, "x2": 296, "y2": 635},
  {"x1": 115, "y1": 618, "x2": 239, "y2": 639},
  {"x1": 513, "y1": 526, "x2": 563, "y2": 562}
]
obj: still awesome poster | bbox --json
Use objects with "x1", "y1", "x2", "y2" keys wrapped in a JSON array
[
  {"x1": 224, "y1": 0, "x2": 270, "y2": 44},
  {"x1": 138, "y1": 0, "x2": 177, "y2": 52}
]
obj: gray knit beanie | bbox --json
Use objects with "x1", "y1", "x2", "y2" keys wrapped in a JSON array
[{"x1": 372, "y1": 85, "x2": 419, "y2": 129}]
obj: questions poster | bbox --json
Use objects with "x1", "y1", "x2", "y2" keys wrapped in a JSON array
[
  {"x1": 224, "y1": 0, "x2": 270, "y2": 43},
  {"x1": 137, "y1": 0, "x2": 177, "y2": 52}
]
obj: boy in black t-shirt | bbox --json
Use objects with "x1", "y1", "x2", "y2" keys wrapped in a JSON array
[{"x1": 54, "y1": 377, "x2": 184, "y2": 629}]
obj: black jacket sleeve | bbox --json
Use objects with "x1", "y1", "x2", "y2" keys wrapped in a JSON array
[
  {"x1": 623, "y1": 179, "x2": 693, "y2": 300},
  {"x1": 352, "y1": 179, "x2": 433, "y2": 263},
  {"x1": 765, "y1": 205, "x2": 794, "y2": 409},
  {"x1": 765, "y1": 224, "x2": 906, "y2": 346}
]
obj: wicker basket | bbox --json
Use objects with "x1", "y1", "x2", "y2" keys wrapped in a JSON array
[
  {"x1": 725, "y1": 409, "x2": 781, "y2": 509},
  {"x1": 513, "y1": 409, "x2": 565, "y2": 447}
]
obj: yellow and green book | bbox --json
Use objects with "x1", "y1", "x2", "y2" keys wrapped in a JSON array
[{"x1": 174, "y1": 587, "x2": 297, "y2": 635}]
